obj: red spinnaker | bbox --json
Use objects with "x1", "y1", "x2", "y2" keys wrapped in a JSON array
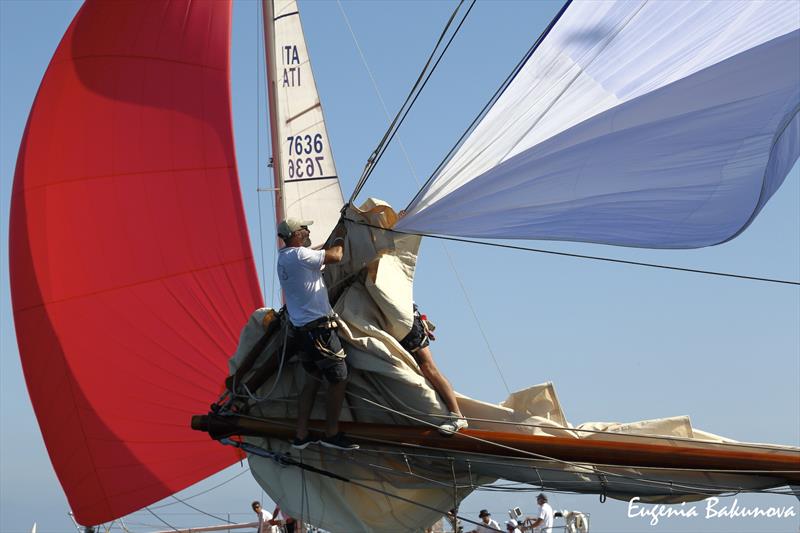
[{"x1": 9, "y1": 0, "x2": 261, "y2": 525}]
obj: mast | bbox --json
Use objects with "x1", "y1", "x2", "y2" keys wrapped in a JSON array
[
  {"x1": 261, "y1": 0, "x2": 345, "y2": 248},
  {"x1": 262, "y1": 0, "x2": 285, "y2": 224}
]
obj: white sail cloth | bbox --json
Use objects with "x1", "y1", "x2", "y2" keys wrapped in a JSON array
[
  {"x1": 267, "y1": 0, "x2": 344, "y2": 247},
  {"x1": 397, "y1": 0, "x2": 800, "y2": 248},
  {"x1": 228, "y1": 201, "x2": 793, "y2": 532}
]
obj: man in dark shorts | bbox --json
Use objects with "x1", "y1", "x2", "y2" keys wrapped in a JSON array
[
  {"x1": 277, "y1": 217, "x2": 358, "y2": 451},
  {"x1": 400, "y1": 304, "x2": 468, "y2": 434}
]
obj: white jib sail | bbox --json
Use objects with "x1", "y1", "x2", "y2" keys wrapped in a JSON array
[
  {"x1": 264, "y1": 0, "x2": 344, "y2": 248},
  {"x1": 397, "y1": 0, "x2": 800, "y2": 249}
]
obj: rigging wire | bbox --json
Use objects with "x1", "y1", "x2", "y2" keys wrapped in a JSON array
[
  {"x1": 221, "y1": 438, "x2": 500, "y2": 533},
  {"x1": 144, "y1": 507, "x2": 178, "y2": 532},
  {"x1": 148, "y1": 467, "x2": 252, "y2": 509},
  {"x1": 328, "y1": 394, "x2": 768, "y2": 495},
  {"x1": 404, "y1": 0, "x2": 574, "y2": 210},
  {"x1": 226, "y1": 411, "x2": 796, "y2": 533},
  {"x1": 235, "y1": 396, "x2": 799, "y2": 499},
  {"x1": 346, "y1": 219, "x2": 800, "y2": 286},
  {"x1": 242, "y1": 389, "x2": 798, "y2": 453},
  {"x1": 348, "y1": 0, "x2": 476, "y2": 204},
  {"x1": 168, "y1": 495, "x2": 233, "y2": 525},
  {"x1": 341, "y1": 444, "x2": 791, "y2": 499},
  {"x1": 240, "y1": 319, "x2": 290, "y2": 403},
  {"x1": 227, "y1": 432, "x2": 794, "y2": 533},
  {"x1": 255, "y1": 0, "x2": 268, "y2": 305},
  {"x1": 306, "y1": 431, "x2": 796, "y2": 499},
  {"x1": 269, "y1": 185, "x2": 279, "y2": 307},
  {"x1": 336, "y1": 0, "x2": 511, "y2": 393},
  {"x1": 241, "y1": 385, "x2": 798, "y2": 452},
  {"x1": 439, "y1": 245, "x2": 511, "y2": 393},
  {"x1": 372, "y1": 445, "x2": 800, "y2": 486},
  {"x1": 252, "y1": 0, "x2": 280, "y2": 308},
  {"x1": 121, "y1": 484, "x2": 243, "y2": 531}
]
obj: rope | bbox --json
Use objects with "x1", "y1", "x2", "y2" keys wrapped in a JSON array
[
  {"x1": 255, "y1": 0, "x2": 268, "y2": 304},
  {"x1": 335, "y1": 6, "x2": 511, "y2": 392},
  {"x1": 405, "y1": 0, "x2": 574, "y2": 210},
  {"x1": 266, "y1": 436, "x2": 791, "y2": 532},
  {"x1": 450, "y1": 459, "x2": 460, "y2": 523},
  {"x1": 348, "y1": 0, "x2": 476, "y2": 203},
  {"x1": 300, "y1": 452, "x2": 308, "y2": 528},
  {"x1": 351, "y1": 445, "x2": 799, "y2": 487},
  {"x1": 221, "y1": 438, "x2": 502, "y2": 532},
  {"x1": 439, "y1": 244, "x2": 511, "y2": 393},
  {"x1": 227, "y1": 410, "x2": 795, "y2": 515},
  {"x1": 144, "y1": 507, "x2": 178, "y2": 532},
  {"x1": 244, "y1": 392, "x2": 798, "y2": 453},
  {"x1": 324, "y1": 391, "x2": 798, "y2": 495},
  {"x1": 270, "y1": 192, "x2": 279, "y2": 308},
  {"x1": 239, "y1": 319, "x2": 290, "y2": 403},
  {"x1": 347, "y1": 219, "x2": 800, "y2": 286},
  {"x1": 228, "y1": 323, "x2": 796, "y2": 500},
  {"x1": 341, "y1": 442, "x2": 773, "y2": 498},
  {"x1": 169, "y1": 494, "x2": 233, "y2": 525},
  {"x1": 149, "y1": 468, "x2": 251, "y2": 509},
  {"x1": 246, "y1": 394, "x2": 797, "y2": 453}
]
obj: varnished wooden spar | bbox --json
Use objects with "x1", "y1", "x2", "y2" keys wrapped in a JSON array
[{"x1": 191, "y1": 414, "x2": 800, "y2": 483}]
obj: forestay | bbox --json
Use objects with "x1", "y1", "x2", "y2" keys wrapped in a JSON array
[
  {"x1": 397, "y1": 0, "x2": 800, "y2": 248},
  {"x1": 264, "y1": 0, "x2": 345, "y2": 247}
]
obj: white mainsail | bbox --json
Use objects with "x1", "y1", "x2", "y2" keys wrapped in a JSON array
[
  {"x1": 264, "y1": 0, "x2": 344, "y2": 247},
  {"x1": 397, "y1": 0, "x2": 800, "y2": 248}
]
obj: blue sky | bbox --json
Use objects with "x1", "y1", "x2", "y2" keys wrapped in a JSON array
[{"x1": 1, "y1": 1, "x2": 798, "y2": 532}]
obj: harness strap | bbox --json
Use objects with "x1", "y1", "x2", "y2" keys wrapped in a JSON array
[{"x1": 296, "y1": 315, "x2": 339, "y2": 332}]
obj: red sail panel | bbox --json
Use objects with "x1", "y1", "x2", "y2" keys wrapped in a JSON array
[{"x1": 9, "y1": 0, "x2": 262, "y2": 525}]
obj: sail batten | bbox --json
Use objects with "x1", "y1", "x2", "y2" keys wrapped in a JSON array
[{"x1": 397, "y1": 1, "x2": 800, "y2": 248}]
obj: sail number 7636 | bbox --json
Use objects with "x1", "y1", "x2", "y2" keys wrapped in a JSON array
[{"x1": 286, "y1": 134, "x2": 325, "y2": 179}]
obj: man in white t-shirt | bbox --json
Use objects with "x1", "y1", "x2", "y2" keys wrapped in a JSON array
[
  {"x1": 251, "y1": 501, "x2": 278, "y2": 533},
  {"x1": 468, "y1": 509, "x2": 501, "y2": 533},
  {"x1": 527, "y1": 493, "x2": 554, "y2": 533},
  {"x1": 277, "y1": 217, "x2": 357, "y2": 451}
]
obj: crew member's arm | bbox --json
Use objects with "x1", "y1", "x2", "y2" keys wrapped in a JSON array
[
  {"x1": 324, "y1": 222, "x2": 347, "y2": 264},
  {"x1": 527, "y1": 517, "x2": 543, "y2": 529},
  {"x1": 269, "y1": 506, "x2": 282, "y2": 526}
]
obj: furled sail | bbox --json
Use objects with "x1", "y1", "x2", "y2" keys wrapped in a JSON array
[
  {"x1": 9, "y1": 0, "x2": 261, "y2": 525},
  {"x1": 264, "y1": 0, "x2": 345, "y2": 247},
  {"x1": 397, "y1": 0, "x2": 800, "y2": 248},
  {"x1": 211, "y1": 200, "x2": 799, "y2": 532}
]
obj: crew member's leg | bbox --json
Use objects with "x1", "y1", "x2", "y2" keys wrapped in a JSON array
[
  {"x1": 318, "y1": 364, "x2": 358, "y2": 449},
  {"x1": 326, "y1": 379, "x2": 347, "y2": 437},
  {"x1": 295, "y1": 369, "x2": 322, "y2": 441},
  {"x1": 413, "y1": 346, "x2": 461, "y2": 416},
  {"x1": 315, "y1": 328, "x2": 359, "y2": 450},
  {"x1": 402, "y1": 311, "x2": 468, "y2": 434}
]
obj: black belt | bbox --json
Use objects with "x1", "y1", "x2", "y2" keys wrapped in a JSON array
[{"x1": 297, "y1": 315, "x2": 338, "y2": 332}]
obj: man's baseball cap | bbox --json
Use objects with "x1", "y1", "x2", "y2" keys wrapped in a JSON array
[
  {"x1": 478, "y1": 510, "x2": 491, "y2": 518},
  {"x1": 277, "y1": 218, "x2": 313, "y2": 239}
]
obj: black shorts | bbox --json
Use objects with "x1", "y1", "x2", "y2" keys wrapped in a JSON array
[
  {"x1": 400, "y1": 306, "x2": 430, "y2": 353},
  {"x1": 299, "y1": 326, "x2": 348, "y2": 383}
]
